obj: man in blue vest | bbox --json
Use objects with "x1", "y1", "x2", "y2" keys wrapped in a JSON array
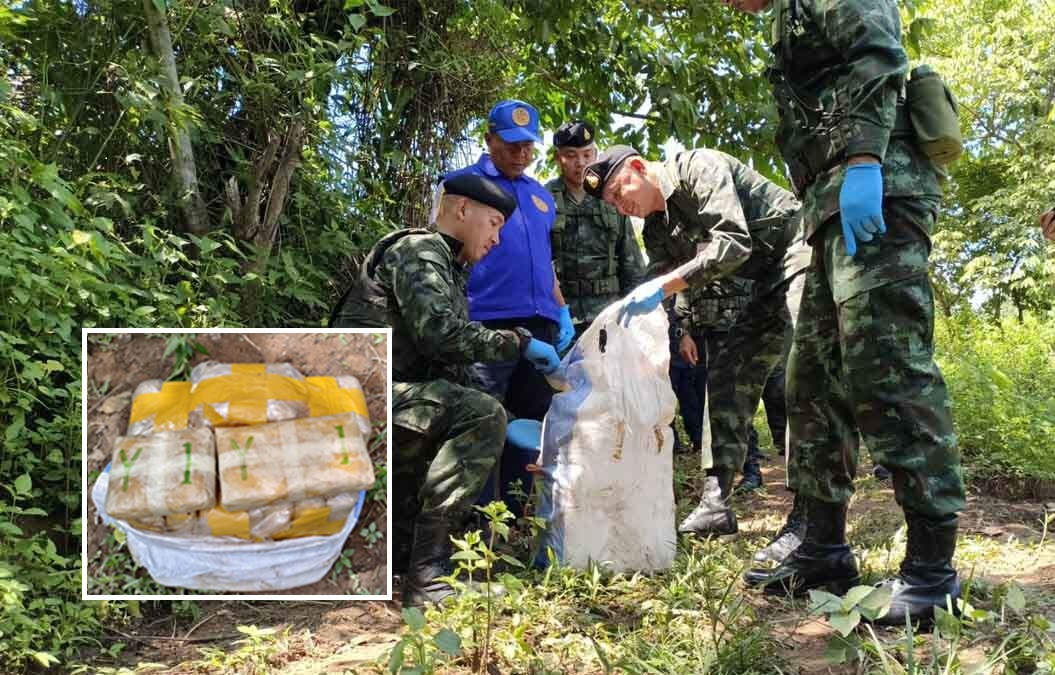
[{"x1": 445, "y1": 99, "x2": 575, "y2": 514}]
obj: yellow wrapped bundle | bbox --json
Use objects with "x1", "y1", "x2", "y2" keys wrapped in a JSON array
[
  {"x1": 105, "y1": 428, "x2": 217, "y2": 521},
  {"x1": 188, "y1": 362, "x2": 310, "y2": 428},
  {"x1": 215, "y1": 412, "x2": 374, "y2": 512}
]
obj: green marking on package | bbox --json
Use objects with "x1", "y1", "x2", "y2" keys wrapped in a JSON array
[
  {"x1": 182, "y1": 442, "x2": 193, "y2": 485},
  {"x1": 119, "y1": 446, "x2": 144, "y2": 492},
  {"x1": 336, "y1": 424, "x2": 349, "y2": 464},
  {"x1": 231, "y1": 436, "x2": 254, "y2": 480}
]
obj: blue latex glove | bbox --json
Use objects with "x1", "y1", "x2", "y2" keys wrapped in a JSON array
[
  {"x1": 524, "y1": 338, "x2": 560, "y2": 374},
  {"x1": 618, "y1": 284, "x2": 665, "y2": 326},
  {"x1": 556, "y1": 305, "x2": 575, "y2": 352},
  {"x1": 839, "y1": 163, "x2": 886, "y2": 257},
  {"x1": 506, "y1": 418, "x2": 543, "y2": 451}
]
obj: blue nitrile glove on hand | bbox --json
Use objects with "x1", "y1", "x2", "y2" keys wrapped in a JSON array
[
  {"x1": 506, "y1": 418, "x2": 543, "y2": 451},
  {"x1": 556, "y1": 305, "x2": 575, "y2": 352},
  {"x1": 618, "y1": 283, "x2": 665, "y2": 326},
  {"x1": 839, "y1": 163, "x2": 887, "y2": 257},
  {"x1": 524, "y1": 338, "x2": 561, "y2": 374}
]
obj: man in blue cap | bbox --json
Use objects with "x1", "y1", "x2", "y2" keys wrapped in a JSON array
[{"x1": 444, "y1": 99, "x2": 574, "y2": 515}]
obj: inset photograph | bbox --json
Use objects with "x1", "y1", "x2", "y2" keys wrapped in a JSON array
[{"x1": 82, "y1": 330, "x2": 390, "y2": 599}]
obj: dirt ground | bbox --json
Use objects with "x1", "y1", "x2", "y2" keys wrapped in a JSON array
[
  {"x1": 85, "y1": 332, "x2": 389, "y2": 597},
  {"x1": 86, "y1": 454, "x2": 1055, "y2": 673}
]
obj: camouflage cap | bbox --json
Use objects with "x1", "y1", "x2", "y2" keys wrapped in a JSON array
[
  {"x1": 553, "y1": 120, "x2": 595, "y2": 148},
  {"x1": 582, "y1": 145, "x2": 641, "y2": 199},
  {"x1": 442, "y1": 174, "x2": 517, "y2": 220}
]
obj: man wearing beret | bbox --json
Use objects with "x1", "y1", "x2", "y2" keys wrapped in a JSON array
[
  {"x1": 546, "y1": 120, "x2": 645, "y2": 336},
  {"x1": 583, "y1": 146, "x2": 811, "y2": 564},
  {"x1": 330, "y1": 174, "x2": 561, "y2": 606}
]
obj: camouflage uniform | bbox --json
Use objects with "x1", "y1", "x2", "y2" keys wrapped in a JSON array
[
  {"x1": 331, "y1": 229, "x2": 523, "y2": 565},
  {"x1": 643, "y1": 149, "x2": 808, "y2": 475},
  {"x1": 546, "y1": 177, "x2": 646, "y2": 331},
  {"x1": 768, "y1": 0, "x2": 965, "y2": 518}
]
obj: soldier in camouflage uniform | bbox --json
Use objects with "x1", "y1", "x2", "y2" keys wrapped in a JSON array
[
  {"x1": 725, "y1": 0, "x2": 966, "y2": 625},
  {"x1": 675, "y1": 278, "x2": 770, "y2": 491},
  {"x1": 546, "y1": 120, "x2": 646, "y2": 336},
  {"x1": 330, "y1": 174, "x2": 561, "y2": 607},
  {"x1": 583, "y1": 145, "x2": 809, "y2": 540}
]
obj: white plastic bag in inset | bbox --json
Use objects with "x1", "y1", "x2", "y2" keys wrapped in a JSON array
[
  {"x1": 536, "y1": 303, "x2": 677, "y2": 573},
  {"x1": 91, "y1": 468, "x2": 363, "y2": 592}
]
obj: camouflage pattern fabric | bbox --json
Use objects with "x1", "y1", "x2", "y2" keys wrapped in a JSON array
[
  {"x1": 392, "y1": 379, "x2": 507, "y2": 563},
  {"x1": 675, "y1": 277, "x2": 753, "y2": 335},
  {"x1": 768, "y1": 0, "x2": 965, "y2": 517},
  {"x1": 331, "y1": 230, "x2": 522, "y2": 562},
  {"x1": 701, "y1": 272, "x2": 805, "y2": 471},
  {"x1": 639, "y1": 148, "x2": 808, "y2": 472},
  {"x1": 642, "y1": 149, "x2": 805, "y2": 289},
  {"x1": 547, "y1": 178, "x2": 645, "y2": 327},
  {"x1": 331, "y1": 231, "x2": 522, "y2": 384},
  {"x1": 768, "y1": 0, "x2": 942, "y2": 240}
]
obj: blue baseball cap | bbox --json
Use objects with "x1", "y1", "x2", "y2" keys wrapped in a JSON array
[{"x1": 487, "y1": 99, "x2": 543, "y2": 144}]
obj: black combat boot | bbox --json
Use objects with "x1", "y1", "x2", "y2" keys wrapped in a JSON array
[
  {"x1": 402, "y1": 513, "x2": 457, "y2": 607},
  {"x1": 678, "y1": 468, "x2": 738, "y2": 536},
  {"x1": 752, "y1": 492, "x2": 807, "y2": 566},
  {"x1": 867, "y1": 512, "x2": 960, "y2": 626},
  {"x1": 743, "y1": 498, "x2": 859, "y2": 596},
  {"x1": 736, "y1": 447, "x2": 764, "y2": 493}
]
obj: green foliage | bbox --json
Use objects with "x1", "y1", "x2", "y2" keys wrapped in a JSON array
[
  {"x1": 936, "y1": 312, "x2": 1055, "y2": 482},
  {"x1": 162, "y1": 334, "x2": 209, "y2": 381}
]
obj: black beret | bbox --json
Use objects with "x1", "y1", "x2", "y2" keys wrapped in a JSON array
[
  {"x1": 582, "y1": 145, "x2": 641, "y2": 199},
  {"x1": 553, "y1": 120, "x2": 595, "y2": 148},
  {"x1": 442, "y1": 174, "x2": 517, "y2": 220}
]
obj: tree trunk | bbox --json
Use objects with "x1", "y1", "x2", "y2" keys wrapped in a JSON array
[
  {"x1": 224, "y1": 119, "x2": 307, "y2": 318},
  {"x1": 143, "y1": 0, "x2": 208, "y2": 236}
]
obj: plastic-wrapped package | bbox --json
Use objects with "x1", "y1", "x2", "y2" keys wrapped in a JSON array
[
  {"x1": 326, "y1": 492, "x2": 360, "y2": 523},
  {"x1": 128, "y1": 516, "x2": 165, "y2": 533},
  {"x1": 104, "y1": 427, "x2": 217, "y2": 521},
  {"x1": 536, "y1": 302, "x2": 677, "y2": 573},
  {"x1": 164, "y1": 512, "x2": 202, "y2": 536},
  {"x1": 188, "y1": 362, "x2": 310, "y2": 428},
  {"x1": 127, "y1": 380, "x2": 165, "y2": 436},
  {"x1": 92, "y1": 469, "x2": 366, "y2": 591},
  {"x1": 248, "y1": 503, "x2": 293, "y2": 540},
  {"x1": 215, "y1": 412, "x2": 375, "y2": 512}
]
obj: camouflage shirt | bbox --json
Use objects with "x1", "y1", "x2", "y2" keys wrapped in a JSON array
[
  {"x1": 331, "y1": 230, "x2": 522, "y2": 384},
  {"x1": 675, "y1": 277, "x2": 753, "y2": 335},
  {"x1": 642, "y1": 149, "x2": 801, "y2": 289},
  {"x1": 768, "y1": 0, "x2": 942, "y2": 240},
  {"x1": 546, "y1": 177, "x2": 646, "y2": 325}
]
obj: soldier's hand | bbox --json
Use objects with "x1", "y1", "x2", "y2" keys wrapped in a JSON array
[
  {"x1": 618, "y1": 282, "x2": 666, "y2": 326},
  {"x1": 839, "y1": 162, "x2": 886, "y2": 256},
  {"x1": 679, "y1": 334, "x2": 699, "y2": 366},
  {"x1": 556, "y1": 305, "x2": 575, "y2": 352},
  {"x1": 1041, "y1": 209, "x2": 1055, "y2": 242},
  {"x1": 524, "y1": 338, "x2": 561, "y2": 374}
]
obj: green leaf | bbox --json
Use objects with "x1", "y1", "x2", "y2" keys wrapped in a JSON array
[
  {"x1": 449, "y1": 549, "x2": 480, "y2": 561},
  {"x1": 856, "y1": 585, "x2": 892, "y2": 621},
  {"x1": 499, "y1": 554, "x2": 525, "y2": 568},
  {"x1": 1005, "y1": 583, "x2": 1026, "y2": 613},
  {"x1": 31, "y1": 652, "x2": 59, "y2": 668},
  {"x1": 152, "y1": 0, "x2": 166, "y2": 13},
  {"x1": 387, "y1": 639, "x2": 405, "y2": 674},
  {"x1": 401, "y1": 606, "x2": 426, "y2": 632},
  {"x1": 14, "y1": 473, "x2": 32, "y2": 495},
  {"x1": 347, "y1": 13, "x2": 366, "y2": 30},
  {"x1": 369, "y1": 2, "x2": 396, "y2": 17},
  {"x1": 433, "y1": 627, "x2": 461, "y2": 655},
  {"x1": 823, "y1": 633, "x2": 860, "y2": 664},
  {"x1": 840, "y1": 585, "x2": 876, "y2": 612},
  {"x1": 828, "y1": 609, "x2": 860, "y2": 637},
  {"x1": 807, "y1": 589, "x2": 844, "y2": 615},
  {"x1": 933, "y1": 606, "x2": 961, "y2": 639}
]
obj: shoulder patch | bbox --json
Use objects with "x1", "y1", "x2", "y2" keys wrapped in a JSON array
[{"x1": 531, "y1": 194, "x2": 550, "y2": 213}]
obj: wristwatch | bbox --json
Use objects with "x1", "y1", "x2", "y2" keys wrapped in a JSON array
[
  {"x1": 512, "y1": 327, "x2": 533, "y2": 352},
  {"x1": 674, "y1": 327, "x2": 685, "y2": 338}
]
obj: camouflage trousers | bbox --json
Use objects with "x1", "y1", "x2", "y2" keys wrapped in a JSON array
[
  {"x1": 786, "y1": 206, "x2": 965, "y2": 518},
  {"x1": 701, "y1": 269, "x2": 804, "y2": 472},
  {"x1": 392, "y1": 379, "x2": 507, "y2": 566}
]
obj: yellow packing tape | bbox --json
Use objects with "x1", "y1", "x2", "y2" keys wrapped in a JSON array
[
  {"x1": 305, "y1": 376, "x2": 369, "y2": 419},
  {"x1": 204, "y1": 505, "x2": 251, "y2": 539},
  {"x1": 272, "y1": 506, "x2": 345, "y2": 540},
  {"x1": 128, "y1": 381, "x2": 193, "y2": 431}
]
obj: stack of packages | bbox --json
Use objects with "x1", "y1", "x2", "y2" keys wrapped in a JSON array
[{"x1": 104, "y1": 361, "x2": 375, "y2": 542}]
